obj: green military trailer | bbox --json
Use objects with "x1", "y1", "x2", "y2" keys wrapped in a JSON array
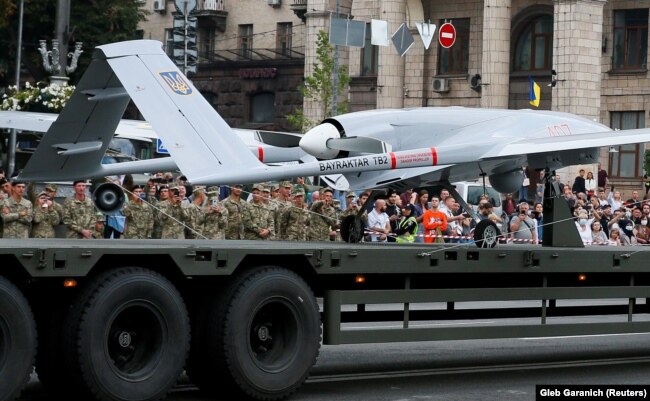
[{"x1": 2, "y1": 238, "x2": 650, "y2": 401}]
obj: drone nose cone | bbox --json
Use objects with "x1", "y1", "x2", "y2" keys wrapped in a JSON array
[{"x1": 299, "y1": 122, "x2": 341, "y2": 159}]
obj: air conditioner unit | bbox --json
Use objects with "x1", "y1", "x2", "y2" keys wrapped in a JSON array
[
  {"x1": 153, "y1": 0, "x2": 166, "y2": 12},
  {"x1": 432, "y1": 77, "x2": 450, "y2": 93},
  {"x1": 267, "y1": 0, "x2": 281, "y2": 6}
]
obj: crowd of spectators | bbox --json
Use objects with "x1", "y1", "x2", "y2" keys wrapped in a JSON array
[{"x1": 1, "y1": 165, "x2": 649, "y2": 246}]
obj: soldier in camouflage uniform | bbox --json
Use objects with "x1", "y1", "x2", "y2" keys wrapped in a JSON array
[
  {"x1": 92, "y1": 213, "x2": 105, "y2": 239},
  {"x1": 31, "y1": 191, "x2": 60, "y2": 238},
  {"x1": 220, "y1": 184, "x2": 247, "y2": 240},
  {"x1": 1, "y1": 181, "x2": 33, "y2": 239},
  {"x1": 0, "y1": 178, "x2": 14, "y2": 238},
  {"x1": 158, "y1": 184, "x2": 188, "y2": 239},
  {"x1": 243, "y1": 184, "x2": 274, "y2": 240},
  {"x1": 202, "y1": 186, "x2": 228, "y2": 240},
  {"x1": 280, "y1": 188, "x2": 310, "y2": 241},
  {"x1": 273, "y1": 181, "x2": 294, "y2": 239},
  {"x1": 123, "y1": 185, "x2": 154, "y2": 239},
  {"x1": 184, "y1": 186, "x2": 206, "y2": 239},
  {"x1": 308, "y1": 187, "x2": 338, "y2": 241},
  {"x1": 63, "y1": 180, "x2": 96, "y2": 239},
  {"x1": 151, "y1": 185, "x2": 170, "y2": 239},
  {"x1": 261, "y1": 185, "x2": 277, "y2": 238},
  {"x1": 44, "y1": 184, "x2": 64, "y2": 225}
]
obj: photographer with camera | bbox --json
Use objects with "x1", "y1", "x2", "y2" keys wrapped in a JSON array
[
  {"x1": 509, "y1": 202, "x2": 537, "y2": 244},
  {"x1": 123, "y1": 185, "x2": 154, "y2": 239}
]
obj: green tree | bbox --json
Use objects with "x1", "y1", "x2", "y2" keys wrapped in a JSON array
[
  {"x1": 287, "y1": 30, "x2": 350, "y2": 133},
  {"x1": 0, "y1": 0, "x2": 147, "y2": 87}
]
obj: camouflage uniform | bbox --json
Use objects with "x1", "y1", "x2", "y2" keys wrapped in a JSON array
[
  {"x1": 281, "y1": 206, "x2": 309, "y2": 241},
  {"x1": 184, "y1": 203, "x2": 206, "y2": 239},
  {"x1": 92, "y1": 214, "x2": 105, "y2": 239},
  {"x1": 2, "y1": 196, "x2": 33, "y2": 239},
  {"x1": 220, "y1": 197, "x2": 247, "y2": 240},
  {"x1": 31, "y1": 205, "x2": 60, "y2": 238},
  {"x1": 123, "y1": 201, "x2": 154, "y2": 239},
  {"x1": 158, "y1": 200, "x2": 188, "y2": 239},
  {"x1": 63, "y1": 196, "x2": 96, "y2": 239},
  {"x1": 308, "y1": 201, "x2": 338, "y2": 241},
  {"x1": 273, "y1": 199, "x2": 293, "y2": 239},
  {"x1": 202, "y1": 200, "x2": 229, "y2": 240},
  {"x1": 243, "y1": 201, "x2": 275, "y2": 240}
]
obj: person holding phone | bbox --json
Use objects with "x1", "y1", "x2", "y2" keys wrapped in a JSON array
[
  {"x1": 31, "y1": 192, "x2": 59, "y2": 238},
  {"x1": 203, "y1": 186, "x2": 229, "y2": 240}
]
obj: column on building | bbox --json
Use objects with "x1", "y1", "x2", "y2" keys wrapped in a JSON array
[
  {"x1": 403, "y1": 0, "x2": 426, "y2": 108},
  {"x1": 480, "y1": 0, "x2": 511, "y2": 109},
  {"x1": 304, "y1": 0, "x2": 352, "y2": 126},
  {"x1": 551, "y1": 0, "x2": 605, "y2": 121},
  {"x1": 552, "y1": 0, "x2": 606, "y2": 180},
  {"x1": 377, "y1": 0, "x2": 407, "y2": 109}
]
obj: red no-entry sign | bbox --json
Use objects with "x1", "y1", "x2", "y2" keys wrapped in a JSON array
[{"x1": 438, "y1": 22, "x2": 456, "y2": 48}]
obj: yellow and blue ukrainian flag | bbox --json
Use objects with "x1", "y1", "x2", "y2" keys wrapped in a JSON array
[{"x1": 529, "y1": 76, "x2": 540, "y2": 107}]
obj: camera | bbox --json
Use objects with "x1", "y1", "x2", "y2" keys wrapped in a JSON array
[
  {"x1": 211, "y1": 199, "x2": 218, "y2": 207},
  {"x1": 170, "y1": 188, "x2": 179, "y2": 196}
]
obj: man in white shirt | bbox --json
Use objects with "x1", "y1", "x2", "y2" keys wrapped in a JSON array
[{"x1": 367, "y1": 199, "x2": 390, "y2": 242}]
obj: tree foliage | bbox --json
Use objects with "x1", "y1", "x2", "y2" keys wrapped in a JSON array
[
  {"x1": 287, "y1": 30, "x2": 350, "y2": 133},
  {"x1": 0, "y1": 0, "x2": 147, "y2": 87}
]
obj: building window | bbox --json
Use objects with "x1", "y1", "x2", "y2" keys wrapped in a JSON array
[
  {"x1": 361, "y1": 23, "x2": 378, "y2": 76},
  {"x1": 239, "y1": 24, "x2": 253, "y2": 58},
  {"x1": 513, "y1": 15, "x2": 553, "y2": 71},
  {"x1": 201, "y1": 27, "x2": 216, "y2": 61},
  {"x1": 250, "y1": 93, "x2": 275, "y2": 123},
  {"x1": 610, "y1": 111, "x2": 645, "y2": 178},
  {"x1": 438, "y1": 18, "x2": 470, "y2": 75},
  {"x1": 165, "y1": 29, "x2": 174, "y2": 58},
  {"x1": 277, "y1": 22, "x2": 292, "y2": 57},
  {"x1": 613, "y1": 9, "x2": 648, "y2": 70}
]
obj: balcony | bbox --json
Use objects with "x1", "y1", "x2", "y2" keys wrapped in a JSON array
[
  {"x1": 192, "y1": 0, "x2": 228, "y2": 31},
  {"x1": 290, "y1": 0, "x2": 307, "y2": 22},
  {"x1": 199, "y1": 46, "x2": 305, "y2": 65}
]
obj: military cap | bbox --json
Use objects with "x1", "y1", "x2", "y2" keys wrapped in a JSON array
[
  {"x1": 320, "y1": 187, "x2": 333, "y2": 194},
  {"x1": 37, "y1": 191, "x2": 50, "y2": 198},
  {"x1": 271, "y1": 183, "x2": 279, "y2": 191},
  {"x1": 252, "y1": 183, "x2": 265, "y2": 191},
  {"x1": 206, "y1": 186, "x2": 220, "y2": 195},
  {"x1": 346, "y1": 191, "x2": 356, "y2": 198},
  {"x1": 262, "y1": 186, "x2": 271, "y2": 193},
  {"x1": 280, "y1": 181, "x2": 293, "y2": 188},
  {"x1": 291, "y1": 188, "x2": 305, "y2": 196},
  {"x1": 95, "y1": 212, "x2": 106, "y2": 222},
  {"x1": 192, "y1": 185, "x2": 206, "y2": 194},
  {"x1": 44, "y1": 183, "x2": 58, "y2": 192}
]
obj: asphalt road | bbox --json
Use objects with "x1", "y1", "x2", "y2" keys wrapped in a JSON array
[{"x1": 19, "y1": 330, "x2": 650, "y2": 401}]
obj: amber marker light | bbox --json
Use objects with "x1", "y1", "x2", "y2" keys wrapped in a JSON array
[
  {"x1": 578, "y1": 274, "x2": 587, "y2": 282},
  {"x1": 355, "y1": 275, "x2": 366, "y2": 284},
  {"x1": 63, "y1": 279, "x2": 78, "y2": 288}
]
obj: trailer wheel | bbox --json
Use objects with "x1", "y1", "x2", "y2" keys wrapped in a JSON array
[
  {"x1": 217, "y1": 267, "x2": 321, "y2": 400},
  {"x1": 72, "y1": 268, "x2": 190, "y2": 401},
  {"x1": 474, "y1": 220, "x2": 499, "y2": 248},
  {"x1": 0, "y1": 276, "x2": 37, "y2": 401}
]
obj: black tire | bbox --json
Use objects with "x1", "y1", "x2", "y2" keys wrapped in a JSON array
[
  {"x1": 340, "y1": 215, "x2": 365, "y2": 243},
  {"x1": 66, "y1": 268, "x2": 190, "y2": 401},
  {"x1": 474, "y1": 219, "x2": 500, "y2": 248},
  {"x1": 0, "y1": 276, "x2": 37, "y2": 401},
  {"x1": 207, "y1": 267, "x2": 321, "y2": 400}
]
